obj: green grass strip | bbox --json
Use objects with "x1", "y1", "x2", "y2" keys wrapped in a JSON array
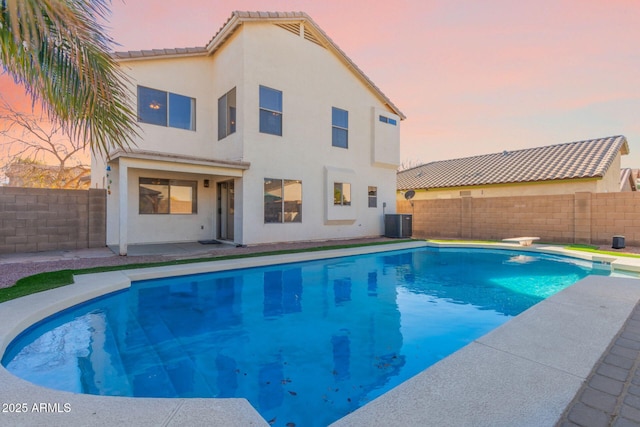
[
  {"x1": 0, "y1": 270, "x2": 75, "y2": 303},
  {"x1": 563, "y1": 245, "x2": 640, "y2": 258},
  {"x1": 0, "y1": 239, "x2": 414, "y2": 303}
]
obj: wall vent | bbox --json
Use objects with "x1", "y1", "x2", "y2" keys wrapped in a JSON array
[
  {"x1": 275, "y1": 23, "x2": 325, "y2": 49},
  {"x1": 303, "y1": 25, "x2": 324, "y2": 47},
  {"x1": 276, "y1": 23, "x2": 300, "y2": 36}
]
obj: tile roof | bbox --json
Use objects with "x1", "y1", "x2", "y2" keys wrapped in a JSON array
[
  {"x1": 113, "y1": 47, "x2": 207, "y2": 60},
  {"x1": 397, "y1": 135, "x2": 629, "y2": 190},
  {"x1": 620, "y1": 168, "x2": 637, "y2": 191},
  {"x1": 113, "y1": 11, "x2": 404, "y2": 119}
]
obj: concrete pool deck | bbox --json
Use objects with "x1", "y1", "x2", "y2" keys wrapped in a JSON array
[{"x1": 1, "y1": 240, "x2": 640, "y2": 426}]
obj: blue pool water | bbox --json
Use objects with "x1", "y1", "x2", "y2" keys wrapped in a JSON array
[{"x1": 3, "y1": 247, "x2": 610, "y2": 426}]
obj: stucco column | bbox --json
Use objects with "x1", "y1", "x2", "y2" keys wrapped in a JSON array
[{"x1": 118, "y1": 160, "x2": 129, "y2": 256}]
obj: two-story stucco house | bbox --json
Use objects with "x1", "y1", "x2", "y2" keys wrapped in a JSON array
[{"x1": 91, "y1": 11, "x2": 404, "y2": 255}]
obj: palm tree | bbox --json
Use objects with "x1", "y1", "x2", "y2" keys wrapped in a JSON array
[{"x1": 0, "y1": 0, "x2": 137, "y2": 157}]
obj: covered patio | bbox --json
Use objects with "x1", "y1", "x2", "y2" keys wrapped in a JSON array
[{"x1": 106, "y1": 150, "x2": 250, "y2": 255}]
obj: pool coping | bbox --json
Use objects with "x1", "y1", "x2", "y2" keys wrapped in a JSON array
[{"x1": 0, "y1": 240, "x2": 639, "y2": 426}]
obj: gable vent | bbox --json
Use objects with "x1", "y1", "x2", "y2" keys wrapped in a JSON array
[
  {"x1": 303, "y1": 25, "x2": 324, "y2": 47},
  {"x1": 276, "y1": 23, "x2": 300, "y2": 36},
  {"x1": 275, "y1": 23, "x2": 326, "y2": 49}
]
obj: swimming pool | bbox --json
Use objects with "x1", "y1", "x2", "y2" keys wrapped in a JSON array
[{"x1": 2, "y1": 247, "x2": 612, "y2": 426}]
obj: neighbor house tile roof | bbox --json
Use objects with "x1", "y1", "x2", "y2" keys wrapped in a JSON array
[
  {"x1": 397, "y1": 135, "x2": 629, "y2": 190},
  {"x1": 113, "y1": 11, "x2": 404, "y2": 120},
  {"x1": 620, "y1": 168, "x2": 637, "y2": 191}
]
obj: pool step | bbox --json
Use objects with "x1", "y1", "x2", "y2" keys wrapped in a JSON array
[
  {"x1": 72, "y1": 312, "x2": 133, "y2": 396},
  {"x1": 107, "y1": 298, "x2": 216, "y2": 398},
  {"x1": 136, "y1": 311, "x2": 215, "y2": 397},
  {"x1": 115, "y1": 311, "x2": 178, "y2": 397}
]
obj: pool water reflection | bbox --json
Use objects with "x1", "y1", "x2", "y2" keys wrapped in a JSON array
[{"x1": 3, "y1": 248, "x2": 609, "y2": 426}]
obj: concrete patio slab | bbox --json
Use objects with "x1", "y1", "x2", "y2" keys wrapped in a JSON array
[
  {"x1": 477, "y1": 276, "x2": 640, "y2": 379},
  {"x1": 108, "y1": 241, "x2": 236, "y2": 257},
  {"x1": 332, "y1": 341, "x2": 583, "y2": 427}
]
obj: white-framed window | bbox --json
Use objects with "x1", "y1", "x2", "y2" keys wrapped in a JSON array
[
  {"x1": 218, "y1": 87, "x2": 236, "y2": 140},
  {"x1": 264, "y1": 178, "x2": 302, "y2": 223},
  {"x1": 334, "y1": 182, "x2": 351, "y2": 206},
  {"x1": 368, "y1": 186, "x2": 377, "y2": 208},
  {"x1": 259, "y1": 85, "x2": 283, "y2": 136},
  {"x1": 332, "y1": 107, "x2": 348, "y2": 148},
  {"x1": 139, "y1": 178, "x2": 197, "y2": 214},
  {"x1": 137, "y1": 86, "x2": 195, "y2": 131}
]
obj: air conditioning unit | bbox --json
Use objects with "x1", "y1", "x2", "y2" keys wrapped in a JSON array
[{"x1": 384, "y1": 214, "x2": 412, "y2": 238}]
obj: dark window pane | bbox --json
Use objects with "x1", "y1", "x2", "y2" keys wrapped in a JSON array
[
  {"x1": 332, "y1": 107, "x2": 348, "y2": 128},
  {"x1": 218, "y1": 88, "x2": 237, "y2": 140},
  {"x1": 168, "y1": 93, "x2": 194, "y2": 130},
  {"x1": 260, "y1": 110, "x2": 282, "y2": 136},
  {"x1": 379, "y1": 115, "x2": 388, "y2": 123},
  {"x1": 259, "y1": 86, "x2": 282, "y2": 112},
  {"x1": 229, "y1": 106, "x2": 236, "y2": 134},
  {"x1": 228, "y1": 87, "x2": 236, "y2": 135},
  {"x1": 138, "y1": 87, "x2": 167, "y2": 126},
  {"x1": 388, "y1": 118, "x2": 397, "y2": 125},
  {"x1": 332, "y1": 127, "x2": 348, "y2": 148},
  {"x1": 218, "y1": 95, "x2": 227, "y2": 140}
]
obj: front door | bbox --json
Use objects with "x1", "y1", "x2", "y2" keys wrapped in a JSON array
[{"x1": 217, "y1": 180, "x2": 234, "y2": 241}]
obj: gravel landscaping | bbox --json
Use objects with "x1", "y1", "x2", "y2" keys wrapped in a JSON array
[{"x1": 0, "y1": 237, "x2": 394, "y2": 289}]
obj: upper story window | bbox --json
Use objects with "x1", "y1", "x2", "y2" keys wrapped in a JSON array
[
  {"x1": 379, "y1": 115, "x2": 397, "y2": 126},
  {"x1": 334, "y1": 182, "x2": 351, "y2": 206},
  {"x1": 218, "y1": 87, "x2": 236, "y2": 140},
  {"x1": 137, "y1": 86, "x2": 195, "y2": 131},
  {"x1": 332, "y1": 107, "x2": 348, "y2": 148},
  {"x1": 259, "y1": 85, "x2": 282, "y2": 136}
]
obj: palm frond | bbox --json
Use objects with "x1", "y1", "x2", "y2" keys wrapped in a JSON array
[{"x1": 0, "y1": 0, "x2": 138, "y2": 157}]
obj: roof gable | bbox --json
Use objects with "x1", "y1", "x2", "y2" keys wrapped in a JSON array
[
  {"x1": 397, "y1": 135, "x2": 629, "y2": 190},
  {"x1": 114, "y1": 11, "x2": 404, "y2": 119}
]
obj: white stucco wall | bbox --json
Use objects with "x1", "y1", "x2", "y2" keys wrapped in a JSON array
[
  {"x1": 236, "y1": 22, "x2": 399, "y2": 244},
  {"x1": 93, "y1": 19, "x2": 401, "y2": 249}
]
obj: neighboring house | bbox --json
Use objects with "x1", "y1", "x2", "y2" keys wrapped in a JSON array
[
  {"x1": 91, "y1": 11, "x2": 404, "y2": 255},
  {"x1": 397, "y1": 135, "x2": 630, "y2": 200},
  {"x1": 620, "y1": 168, "x2": 637, "y2": 192}
]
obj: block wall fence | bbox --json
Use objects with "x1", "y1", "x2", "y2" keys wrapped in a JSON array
[
  {"x1": 398, "y1": 192, "x2": 640, "y2": 246},
  {"x1": 0, "y1": 187, "x2": 106, "y2": 254}
]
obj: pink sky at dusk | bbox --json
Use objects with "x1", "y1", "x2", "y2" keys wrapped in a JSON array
[{"x1": 2, "y1": 0, "x2": 639, "y2": 167}]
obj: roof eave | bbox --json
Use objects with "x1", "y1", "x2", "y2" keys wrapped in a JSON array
[
  {"x1": 205, "y1": 13, "x2": 242, "y2": 55},
  {"x1": 397, "y1": 176, "x2": 605, "y2": 192},
  {"x1": 112, "y1": 48, "x2": 208, "y2": 62},
  {"x1": 621, "y1": 136, "x2": 630, "y2": 155},
  {"x1": 205, "y1": 11, "x2": 406, "y2": 120}
]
